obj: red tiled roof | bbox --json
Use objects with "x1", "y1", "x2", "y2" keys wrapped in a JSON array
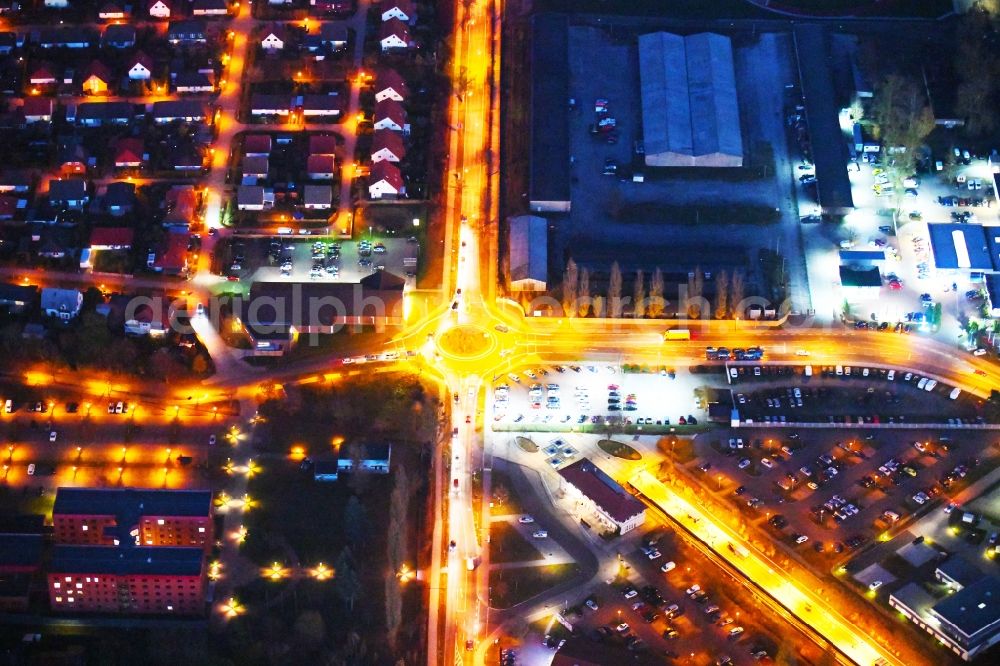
[
  {"x1": 377, "y1": 67, "x2": 408, "y2": 97},
  {"x1": 372, "y1": 129, "x2": 405, "y2": 160},
  {"x1": 154, "y1": 231, "x2": 189, "y2": 271},
  {"x1": 370, "y1": 161, "x2": 403, "y2": 191},
  {"x1": 164, "y1": 185, "x2": 197, "y2": 223},
  {"x1": 379, "y1": 18, "x2": 410, "y2": 44},
  {"x1": 306, "y1": 154, "x2": 335, "y2": 174},
  {"x1": 374, "y1": 98, "x2": 405, "y2": 127},
  {"x1": 113, "y1": 137, "x2": 145, "y2": 164},
  {"x1": 130, "y1": 50, "x2": 154, "y2": 72},
  {"x1": 308, "y1": 134, "x2": 337, "y2": 156},
  {"x1": 21, "y1": 97, "x2": 53, "y2": 117},
  {"x1": 557, "y1": 459, "x2": 646, "y2": 523},
  {"x1": 29, "y1": 62, "x2": 56, "y2": 81},
  {"x1": 90, "y1": 227, "x2": 134, "y2": 248},
  {"x1": 244, "y1": 134, "x2": 272, "y2": 155}
]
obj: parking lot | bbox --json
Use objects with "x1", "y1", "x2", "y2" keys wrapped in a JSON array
[
  {"x1": 217, "y1": 236, "x2": 418, "y2": 284},
  {"x1": 491, "y1": 364, "x2": 703, "y2": 429},
  {"x1": 688, "y1": 424, "x2": 998, "y2": 571}
]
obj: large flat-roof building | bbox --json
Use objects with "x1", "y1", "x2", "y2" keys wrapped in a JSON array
[
  {"x1": 558, "y1": 459, "x2": 645, "y2": 534},
  {"x1": 508, "y1": 215, "x2": 548, "y2": 291},
  {"x1": 528, "y1": 14, "x2": 571, "y2": 212},
  {"x1": 927, "y1": 223, "x2": 1000, "y2": 274},
  {"x1": 638, "y1": 32, "x2": 742, "y2": 168}
]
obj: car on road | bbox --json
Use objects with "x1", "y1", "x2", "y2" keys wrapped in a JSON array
[
  {"x1": 738, "y1": 458, "x2": 751, "y2": 470},
  {"x1": 616, "y1": 623, "x2": 630, "y2": 633},
  {"x1": 585, "y1": 597, "x2": 599, "y2": 611},
  {"x1": 760, "y1": 457, "x2": 774, "y2": 469},
  {"x1": 624, "y1": 586, "x2": 638, "y2": 599},
  {"x1": 532, "y1": 530, "x2": 548, "y2": 539},
  {"x1": 49, "y1": 431, "x2": 57, "y2": 442},
  {"x1": 793, "y1": 534, "x2": 809, "y2": 544},
  {"x1": 518, "y1": 515, "x2": 534, "y2": 524},
  {"x1": 728, "y1": 627, "x2": 744, "y2": 640}
]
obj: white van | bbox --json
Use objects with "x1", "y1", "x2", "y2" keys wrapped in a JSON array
[
  {"x1": 950, "y1": 387, "x2": 962, "y2": 400},
  {"x1": 887, "y1": 370, "x2": 895, "y2": 381},
  {"x1": 835, "y1": 365, "x2": 843, "y2": 376}
]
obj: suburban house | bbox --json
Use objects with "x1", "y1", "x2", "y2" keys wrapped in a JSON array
[
  {"x1": 90, "y1": 227, "x2": 134, "y2": 250},
  {"x1": 123, "y1": 301, "x2": 172, "y2": 336},
  {"x1": 113, "y1": 137, "x2": 146, "y2": 169},
  {"x1": 75, "y1": 101, "x2": 134, "y2": 126},
  {"x1": 56, "y1": 137, "x2": 90, "y2": 175},
  {"x1": 0, "y1": 283, "x2": 38, "y2": 314},
  {"x1": 163, "y1": 185, "x2": 198, "y2": 227},
  {"x1": 167, "y1": 20, "x2": 207, "y2": 45},
  {"x1": 29, "y1": 62, "x2": 57, "y2": 86},
  {"x1": 103, "y1": 181, "x2": 136, "y2": 216},
  {"x1": 375, "y1": 68, "x2": 408, "y2": 102},
  {"x1": 22, "y1": 97, "x2": 53, "y2": 123},
  {"x1": 314, "y1": 443, "x2": 392, "y2": 482},
  {"x1": 98, "y1": 2, "x2": 129, "y2": 20},
  {"x1": 48, "y1": 179, "x2": 89, "y2": 209},
  {"x1": 379, "y1": 19, "x2": 410, "y2": 51},
  {"x1": 37, "y1": 27, "x2": 95, "y2": 49},
  {"x1": 239, "y1": 272, "x2": 407, "y2": 354},
  {"x1": 0, "y1": 195, "x2": 27, "y2": 221},
  {"x1": 152, "y1": 100, "x2": 209, "y2": 123},
  {"x1": 174, "y1": 71, "x2": 214, "y2": 93},
  {"x1": 373, "y1": 98, "x2": 406, "y2": 132},
  {"x1": 261, "y1": 30, "x2": 284, "y2": 51},
  {"x1": 168, "y1": 146, "x2": 204, "y2": 172},
  {"x1": 0, "y1": 32, "x2": 16, "y2": 56},
  {"x1": 81, "y1": 60, "x2": 113, "y2": 95},
  {"x1": 192, "y1": 0, "x2": 228, "y2": 16},
  {"x1": 249, "y1": 93, "x2": 291, "y2": 118},
  {"x1": 558, "y1": 459, "x2": 647, "y2": 534},
  {"x1": 244, "y1": 134, "x2": 272, "y2": 156},
  {"x1": 241, "y1": 155, "x2": 268, "y2": 180},
  {"x1": 303, "y1": 184, "x2": 332, "y2": 210},
  {"x1": 41, "y1": 288, "x2": 83, "y2": 321},
  {"x1": 0, "y1": 170, "x2": 32, "y2": 193},
  {"x1": 43, "y1": 0, "x2": 70, "y2": 10},
  {"x1": 306, "y1": 154, "x2": 336, "y2": 180},
  {"x1": 150, "y1": 230, "x2": 190, "y2": 274},
  {"x1": 148, "y1": 0, "x2": 172, "y2": 18},
  {"x1": 237, "y1": 185, "x2": 274, "y2": 210},
  {"x1": 367, "y1": 161, "x2": 404, "y2": 199},
  {"x1": 127, "y1": 51, "x2": 154, "y2": 80},
  {"x1": 309, "y1": 134, "x2": 337, "y2": 156},
  {"x1": 102, "y1": 23, "x2": 136, "y2": 49},
  {"x1": 319, "y1": 23, "x2": 348, "y2": 50},
  {"x1": 298, "y1": 93, "x2": 342, "y2": 119},
  {"x1": 371, "y1": 129, "x2": 405, "y2": 163},
  {"x1": 380, "y1": 0, "x2": 414, "y2": 23}
]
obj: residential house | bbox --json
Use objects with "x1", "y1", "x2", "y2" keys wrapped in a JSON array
[
  {"x1": 33, "y1": 226, "x2": 74, "y2": 258},
  {"x1": 298, "y1": 93, "x2": 342, "y2": 119},
  {"x1": 308, "y1": 134, "x2": 337, "y2": 155},
  {"x1": 237, "y1": 185, "x2": 273, "y2": 210},
  {"x1": 244, "y1": 134, "x2": 272, "y2": 156},
  {"x1": 380, "y1": 0, "x2": 413, "y2": 23},
  {"x1": 167, "y1": 20, "x2": 207, "y2": 45},
  {"x1": 368, "y1": 161, "x2": 403, "y2": 199},
  {"x1": 319, "y1": 23, "x2": 348, "y2": 50},
  {"x1": 48, "y1": 178, "x2": 88, "y2": 209},
  {"x1": 174, "y1": 71, "x2": 213, "y2": 93},
  {"x1": 89, "y1": 227, "x2": 134, "y2": 250},
  {"x1": 22, "y1": 97, "x2": 53, "y2": 123},
  {"x1": 76, "y1": 101, "x2": 134, "y2": 126},
  {"x1": 306, "y1": 154, "x2": 335, "y2": 180},
  {"x1": 123, "y1": 300, "x2": 172, "y2": 336},
  {"x1": 41, "y1": 288, "x2": 83, "y2": 321},
  {"x1": 0, "y1": 194, "x2": 26, "y2": 221},
  {"x1": 148, "y1": 0, "x2": 171, "y2": 18},
  {"x1": 127, "y1": 51, "x2": 153, "y2": 80},
  {"x1": 375, "y1": 68, "x2": 408, "y2": 102},
  {"x1": 152, "y1": 100, "x2": 208, "y2": 123},
  {"x1": 261, "y1": 30, "x2": 284, "y2": 51},
  {"x1": 192, "y1": 0, "x2": 228, "y2": 16},
  {"x1": 0, "y1": 170, "x2": 32, "y2": 193},
  {"x1": 0, "y1": 283, "x2": 38, "y2": 314},
  {"x1": 242, "y1": 155, "x2": 268, "y2": 180},
  {"x1": 103, "y1": 181, "x2": 136, "y2": 216},
  {"x1": 112, "y1": 137, "x2": 146, "y2": 169},
  {"x1": 102, "y1": 23, "x2": 136, "y2": 49},
  {"x1": 0, "y1": 32, "x2": 17, "y2": 55},
  {"x1": 168, "y1": 146, "x2": 203, "y2": 172},
  {"x1": 150, "y1": 230, "x2": 190, "y2": 274},
  {"x1": 371, "y1": 129, "x2": 404, "y2": 163},
  {"x1": 379, "y1": 19, "x2": 410, "y2": 51},
  {"x1": 28, "y1": 62, "x2": 56, "y2": 86},
  {"x1": 163, "y1": 185, "x2": 197, "y2": 227},
  {"x1": 373, "y1": 98, "x2": 405, "y2": 132},
  {"x1": 37, "y1": 27, "x2": 95, "y2": 49},
  {"x1": 250, "y1": 93, "x2": 291, "y2": 118},
  {"x1": 98, "y1": 1, "x2": 130, "y2": 20},
  {"x1": 43, "y1": 0, "x2": 69, "y2": 8},
  {"x1": 56, "y1": 136, "x2": 90, "y2": 175},
  {"x1": 81, "y1": 60, "x2": 113, "y2": 95},
  {"x1": 0, "y1": 1, "x2": 17, "y2": 16},
  {"x1": 303, "y1": 184, "x2": 331, "y2": 210}
]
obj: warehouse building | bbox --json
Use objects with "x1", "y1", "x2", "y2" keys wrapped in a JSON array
[
  {"x1": 508, "y1": 215, "x2": 548, "y2": 291},
  {"x1": 558, "y1": 459, "x2": 646, "y2": 534},
  {"x1": 638, "y1": 32, "x2": 743, "y2": 168}
]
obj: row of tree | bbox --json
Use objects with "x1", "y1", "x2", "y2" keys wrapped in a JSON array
[{"x1": 561, "y1": 258, "x2": 747, "y2": 319}]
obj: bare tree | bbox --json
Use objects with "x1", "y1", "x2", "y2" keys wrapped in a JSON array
[
  {"x1": 687, "y1": 267, "x2": 705, "y2": 319},
  {"x1": 578, "y1": 268, "x2": 590, "y2": 317},
  {"x1": 562, "y1": 258, "x2": 578, "y2": 318},
  {"x1": 731, "y1": 270, "x2": 745, "y2": 318},
  {"x1": 648, "y1": 268, "x2": 664, "y2": 317},
  {"x1": 607, "y1": 261, "x2": 623, "y2": 317},
  {"x1": 633, "y1": 270, "x2": 645, "y2": 318},
  {"x1": 714, "y1": 270, "x2": 729, "y2": 320},
  {"x1": 592, "y1": 295, "x2": 606, "y2": 318}
]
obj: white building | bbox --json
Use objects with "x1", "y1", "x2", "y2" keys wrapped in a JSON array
[{"x1": 558, "y1": 459, "x2": 646, "y2": 534}]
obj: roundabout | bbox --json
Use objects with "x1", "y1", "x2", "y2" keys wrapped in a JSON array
[{"x1": 437, "y1": 324, "x2": 497, "y2": 363}]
